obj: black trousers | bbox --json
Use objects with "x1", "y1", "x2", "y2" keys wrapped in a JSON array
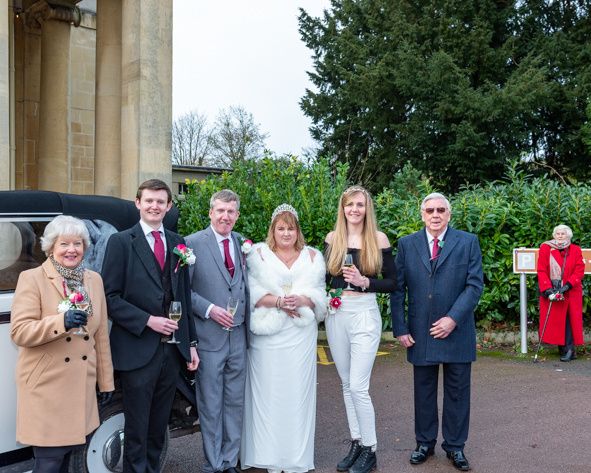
[
  {"x1": 119, "y1": 343, "x2": 181, "y2": 473},
  {"x1": 413, "y1": 363, "x2": 471, "y2": 452}
]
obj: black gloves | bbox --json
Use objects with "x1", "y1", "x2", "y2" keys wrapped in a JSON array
[
  {"x1": 558, "y1": 283, "x2": 572, "y2": 294},
  {"x1": 64, "y1": 309, "x2": 88, "y2": 331},
  {"x1": 542, "y1": 289, "x2": 554, "y2": 298},
  {"x1": 97, "y1": 391, "x2": 114, "y2": 408}
]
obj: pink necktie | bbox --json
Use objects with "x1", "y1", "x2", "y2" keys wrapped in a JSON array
[
  {"x1": 223, "y1": 238, "x2": 235, "y2": 277},
  {"x1": 432, "y1": 238, "x2": 439, "y2": 260},
  {"x1": 152, "y1": 231, "x2": 165, "y2": 270}
]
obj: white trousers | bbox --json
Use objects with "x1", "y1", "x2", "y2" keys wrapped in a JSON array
[{"x1": 326, "y1": 293, "x2": 381, "y2": 448}]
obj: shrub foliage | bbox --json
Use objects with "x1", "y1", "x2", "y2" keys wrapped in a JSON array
[{"x1": 177, "y1": 160, "x2": 591, "y2": 328}]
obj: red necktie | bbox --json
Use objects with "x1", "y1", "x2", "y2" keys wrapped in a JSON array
[
  {"x1": 432, "y1": 237, "x2": 439, "y2": 260},
  {"x1": 152, "y1": 231, "x2": 165, "y2": 270},
  {"x1": 223, "y1": 238, "x2": 235, "y2": 277}
]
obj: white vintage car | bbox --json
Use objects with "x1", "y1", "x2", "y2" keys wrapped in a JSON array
[{"x1": 0, "y1": 191, "x2": 198, "y2": 473}]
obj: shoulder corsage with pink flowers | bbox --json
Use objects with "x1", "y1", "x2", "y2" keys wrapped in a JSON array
[
  {"x1": 240, "y1": 237, "x2": 253, "y2": 255},
  {"x1": 173, "y1": 244, "x2": 196, "y2": 273}
]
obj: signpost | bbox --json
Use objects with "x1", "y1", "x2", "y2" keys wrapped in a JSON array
[{"x1": 513, "y1": 248, "x2": 591, "y2": 354}]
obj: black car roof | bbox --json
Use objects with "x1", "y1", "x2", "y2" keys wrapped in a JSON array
[{"x1": 0, "y1": 190, "x2": 178, "y2": 232}]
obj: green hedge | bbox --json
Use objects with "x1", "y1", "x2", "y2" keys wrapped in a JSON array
[{"x1": 177, "y1": 159, "x2": 591, "y2": 328}]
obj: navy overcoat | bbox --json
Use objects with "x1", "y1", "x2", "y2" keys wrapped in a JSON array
[{"x1": 391, "y1": 227, "x2": 483, "y2": 365}]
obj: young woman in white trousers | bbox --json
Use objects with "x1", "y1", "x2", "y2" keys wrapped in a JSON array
[{"x1": 324, "y1": 186, "x2": 396, "y2": 473}]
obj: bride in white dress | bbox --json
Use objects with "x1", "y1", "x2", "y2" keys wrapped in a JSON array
[{"x1": 240, "y1": 204, "x2": 327, "y2": 473}]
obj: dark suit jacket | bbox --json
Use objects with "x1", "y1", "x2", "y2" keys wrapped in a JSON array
[
  {"x1": 391, "y1": 227, "x2": 483, "y2": 365},
  {"x1": 102, "y1": 222, "x2": 196, "y2": 371}
]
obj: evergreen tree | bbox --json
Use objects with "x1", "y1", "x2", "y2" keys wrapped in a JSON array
[{"x1": 299, "y1": 0, "x2": 591, "y2": 191}]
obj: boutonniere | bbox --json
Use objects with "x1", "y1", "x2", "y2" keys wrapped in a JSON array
[
  {"x1": 57, "y1": 281, "x2": 83, "y2": 313},
  {"x1": 328, "y1": 288, "x2": 343, "y2": 315},
  {"x1": 173, "y1": 244, "x2": 196, "y2": 273},
  {"x1": 240, "y1": 237, "x2": 253, "y2": 255},
  {"x1": 438, "y1": 240, "x2": 445, "y2": 249}
]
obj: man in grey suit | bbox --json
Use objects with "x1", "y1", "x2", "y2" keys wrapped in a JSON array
[
  {"x1": 391, "y1": 192, "x2": 483, "y2": 472},
  {"x1": 186, "y1": 189, "x2": 249, "y2": 473}
]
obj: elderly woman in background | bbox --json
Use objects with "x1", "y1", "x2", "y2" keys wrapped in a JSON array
[
  {"x1": 10, "y1": 215, "x2": 114, "y2": 473},
  {"x1": 241, "y1": 204, "x2": 326, "y2": 473},
  {"x1": 537, "y1": 224, "x2": 585, "y2": 362}
]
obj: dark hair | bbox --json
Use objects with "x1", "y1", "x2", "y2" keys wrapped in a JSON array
[{"x1": 136, "y1": 179, "x2": 172, "y2": 203}]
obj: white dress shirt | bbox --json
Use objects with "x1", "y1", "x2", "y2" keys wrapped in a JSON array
[
  {"x1": 425, "y1": 227, "x2": 448, "y2": 258},
  {"x1": 139, "y1": 220, "x2": 167, "y2": 257}
]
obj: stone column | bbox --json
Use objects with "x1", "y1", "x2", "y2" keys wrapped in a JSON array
[
  {"x1": 37, "y1": 17, "x2": 70, "y2": 191},
  {"x1": 0, "y1": 0, "x2": 11, "y2": 190},
  {"x1": 94, "y1": 0, "x2": 122, "y2": 197},
  {"x1": 120, "y1": 0, "x2": 173, "y2": 200}
]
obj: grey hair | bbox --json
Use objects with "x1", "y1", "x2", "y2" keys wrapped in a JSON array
[
  {"x1": 421, "y1": 192, "x2": 452, "y2": 212},
  {"x1": 553, "y1": 224, "x2": 573, "y2": 239},
  {"x1": 40, "y1": 215, "x2": 90, "y2": 256},
  {"x1": 210, "y1": 189, "x2": 240, "y2": 210}
]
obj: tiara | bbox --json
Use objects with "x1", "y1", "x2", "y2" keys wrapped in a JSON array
[
  {"x1": 343, "y1": 185, "x2": 369, "y2": 195},
  {"x1": 271, "y1": 203, "x2": 299, "y2": 222}
]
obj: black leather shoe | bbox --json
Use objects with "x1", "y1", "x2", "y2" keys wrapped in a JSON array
[
  {"x1": 349, "y1": 446, "x2": 376, "y2": 473},
  {"x1": 224, "y1": 468, "x2": 241, "y2": 473},
  {"x1": 446, "y1": 450, "x2": 470, "y2": 471},
  {"x1": 560, "y1": 348, "x2": 576, "y2": 362},
  {"x1": 337, "y1": 439, "x2": 362, "y2": 471},
  {"x1": 409, "y1": 445, "x2": 434, "y2": 465}
]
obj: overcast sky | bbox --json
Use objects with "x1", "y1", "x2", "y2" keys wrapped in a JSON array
[{"x1": 172, "y1": 0, "x2": 331, "y2": 157}]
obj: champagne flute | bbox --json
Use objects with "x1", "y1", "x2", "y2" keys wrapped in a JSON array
[
  {"x1": 280, "y1": 279, "x2": 293, "y2": 295},
  {"x1": 167, "y1": 301, "x2": 182, "y2": 344},
  {"x1": 73, "y1": 286, "x2": 90, "y2": 336},
  {"x1": 223, "y1": 296, "x2": 239, "y2": 332},
  {"x1": 342, "y1": 253, "x2": 354, "y2": 290}
]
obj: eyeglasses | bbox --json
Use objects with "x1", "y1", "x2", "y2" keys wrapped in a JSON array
[{"x1": 423, "y1": 207, "x2": 447, "y2": 214}]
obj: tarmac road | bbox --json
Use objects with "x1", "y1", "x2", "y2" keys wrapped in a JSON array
[{"x1": 164, "y1": 343, "x2": 590, "y2": 473}]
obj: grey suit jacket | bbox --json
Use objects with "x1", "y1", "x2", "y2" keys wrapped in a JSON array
[
  {"x1": 186, "y1": 226, "x2": 250, "y2": 351},
  {"x1": 390, "y1": 227, "x2": 483, "y2": 365}
]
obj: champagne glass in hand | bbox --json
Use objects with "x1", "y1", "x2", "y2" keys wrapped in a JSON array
[
  {"x1": 167, "y1": 301, "x2": 182, "y2": 344},
  {"x1": 342, "y1": 253, "x2": 354, "y2": 290},
  {"x1": 281, "y1": 279, "x2": 293, "y2": 295},
  {"x1": 223, "y1": 296, "x2": 239, "y2": 332},
  {"x1": 73, "y1": 286, "x2": 90, "y2": 336}
]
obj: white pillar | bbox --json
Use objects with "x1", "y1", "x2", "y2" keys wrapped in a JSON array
[
  {"x1": 120, "y1": 0, "x2": 172, "y2": 200},
  {"x1": 0, "y1": 0, "x2": 11, "y2": 190}
]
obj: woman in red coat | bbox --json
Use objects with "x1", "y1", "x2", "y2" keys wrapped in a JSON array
[{"x1": 537, "y1": 224, "x2": 585, "y2": 361}]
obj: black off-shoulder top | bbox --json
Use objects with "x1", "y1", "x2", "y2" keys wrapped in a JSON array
[{"x1": 325, "y1": 245, "x2": 396, "y2": 293}]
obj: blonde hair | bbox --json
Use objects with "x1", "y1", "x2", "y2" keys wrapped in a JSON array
[
  {"x1": 266, "y1": 212, "x2": 305, "y2": 252},
  {"x1": 326, "y1": 186, "x2": 382, "y2": 276}
]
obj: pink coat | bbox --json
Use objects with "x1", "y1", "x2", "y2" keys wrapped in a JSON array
[
  {"x1": 537, "y1": 243, "x2": 585, "y2": 345},
  {"x1": 10, "y1": 259, "x2": 114, "y2": 446}
]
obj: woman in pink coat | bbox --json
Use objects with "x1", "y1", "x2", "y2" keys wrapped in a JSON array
[{"x1": 537, "y1": 224, "x2": 585, "y2": 362}]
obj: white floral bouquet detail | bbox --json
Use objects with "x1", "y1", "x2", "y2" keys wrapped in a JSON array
[
  {"x1": 241, "y1": 237, "x2": 253, "y2": 255},
  {"x1": 57, "y1": 281, "x2": 84, "y2": 313},
  {"x1": 173, "y1": 244, "x2": 196, "y2": 273}
]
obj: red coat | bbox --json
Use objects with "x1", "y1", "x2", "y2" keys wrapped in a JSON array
[{"x1": 537, "y1": 243, "x2": 585, "y2": 345}]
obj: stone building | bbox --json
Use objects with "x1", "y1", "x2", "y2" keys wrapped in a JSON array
[{"x1": 2, "y1": 0, "x2": 174, "y2": 200}]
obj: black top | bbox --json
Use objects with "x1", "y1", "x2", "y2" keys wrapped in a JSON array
[{"x1": 325, "y1": 245, "x2": 396, "y2": 293}]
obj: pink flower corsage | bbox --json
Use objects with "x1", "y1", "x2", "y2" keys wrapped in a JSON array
[
  {"x1": 328, "y1": 288, "x2": 343, "y2": 315},
  {"x1": 173, "y1": 244, "x2": 196, "y2": 273}
]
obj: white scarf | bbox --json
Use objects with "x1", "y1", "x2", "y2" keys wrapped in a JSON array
[{"x1": 247, "y1": 243, "x2": 327, "y2": 335}]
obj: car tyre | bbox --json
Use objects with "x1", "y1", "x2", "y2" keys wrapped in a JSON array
[{"x1": 69, "y1": 396, "x2": 169, "y2": 473}]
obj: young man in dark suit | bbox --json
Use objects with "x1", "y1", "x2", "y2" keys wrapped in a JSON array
[
  {"x1": 102, "y1": 179, "x2": 199, "y2": 473},
  {"x1": 391, "y1": 192, "x2": 483, "y2": 472}
]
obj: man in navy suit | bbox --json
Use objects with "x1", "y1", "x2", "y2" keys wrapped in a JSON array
[
  {"x1": 391, "y1": 192, "x2": 483, "y2": 472},
  {"x1": 102, "y1": 179, "x2": 199, "y2": 473}
]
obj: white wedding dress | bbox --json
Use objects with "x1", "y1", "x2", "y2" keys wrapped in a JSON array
[{"x1": 240, "y1": 243, "x2": 327, "y2": 473}]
